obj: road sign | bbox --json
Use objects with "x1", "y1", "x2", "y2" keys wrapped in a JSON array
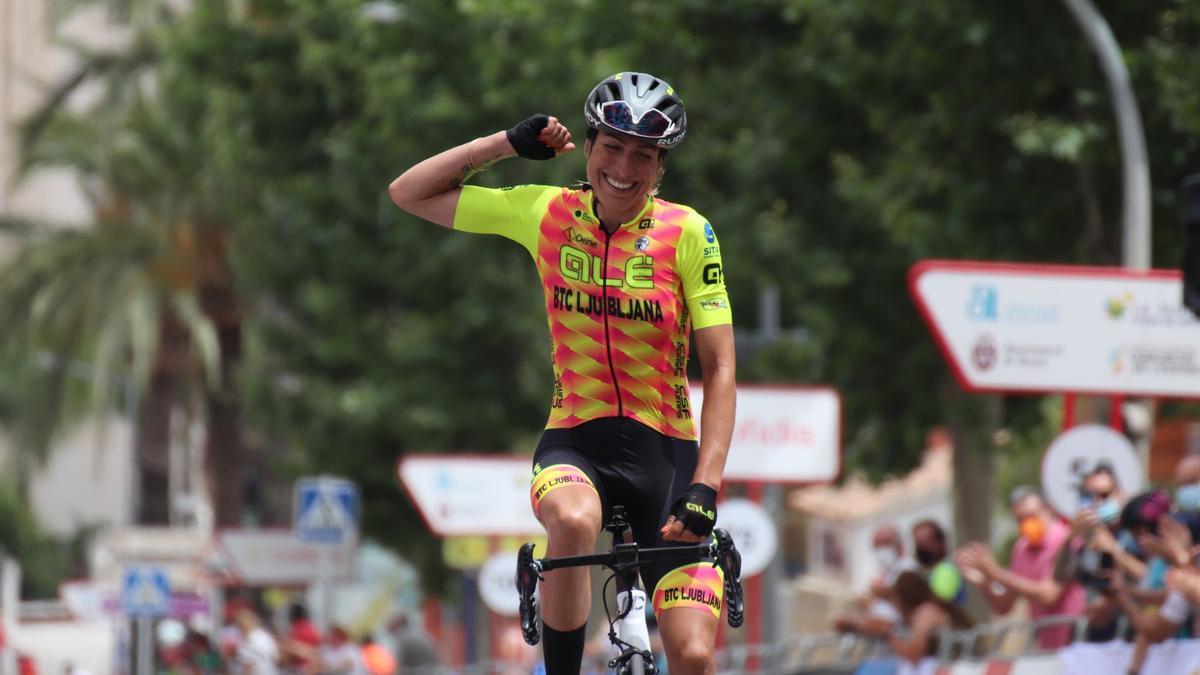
[
  {"x1": 478, "y1": 552, "x2": 521, "y2": 616},
  {"x1": 1041, "y1": 424, "x2": 1145, "y2": 517},
  {"x1": 398, "y1": 456, "x2": 543, "y2": 537},
  {"x1": 120, "y1": 566, "x2": 170, "y2": 618},
  {"x1": 715, "y1": 499, "x2": 778, "y2": 578},
  {"x1": 294, "y1": 477, "x2": 360, "y2": 544},
  {"x1": 692, "y1": 385, "x2": 841, "y2": 484},
  {"x1": 210, "y1": 530, "x2": 354, "y2": 586},
  {"x1": 909, "y1": 260, "x2": 1200, "y2": 397}
]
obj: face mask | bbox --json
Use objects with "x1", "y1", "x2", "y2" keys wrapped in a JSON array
[
  {"x1": 1096, "y1": 499, "x2": 1121, "y2": 524},
  {"x1": 915, "y1": 549, "x2": 939, "y2": 567},
  {"x1": 1019, "y1": 516, "x2": 1047, "y2": 546},
  {"x1": 873, "y1": 546, "x2": 899, "y2": 569},
  {"x1": 1178, "y1": 483, "x2": 1200, "y2": 512}
]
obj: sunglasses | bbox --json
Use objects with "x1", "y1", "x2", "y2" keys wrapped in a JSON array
[{"x1": 600, "y1": 100, "x2": 675, "y2": 139}]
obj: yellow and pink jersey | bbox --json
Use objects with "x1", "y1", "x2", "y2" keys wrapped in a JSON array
[{"x1": 454, "y1": 185, "x2": 732, "y2": 440}]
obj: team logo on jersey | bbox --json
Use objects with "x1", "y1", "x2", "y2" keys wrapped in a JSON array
[
  {"x1": 700, "y1": 297, "x2": 729, "y2": 311},
  {"x1": 635, "y1": 236, "x2": 651, "y2": 251},
  {"x1": 637, "y1": 218, "x2": 655, "y2": 230},
  {"x1": 572, "y1": 209, "x2": 598, "y2": 225},
  {"x1": 564, "y1": 227, "x2": 599, "y2": 248},
  {"x1": 702, "y1": 263, "x2": 723, "y2": 285},
  {"x1": 703, "y1": 222, "x2": 716, "y2": 244}
]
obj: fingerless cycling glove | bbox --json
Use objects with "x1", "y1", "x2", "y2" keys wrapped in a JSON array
[
  {"x1": 506, "y1": 114, "x2": 556, "y2": 160},
  {"x1": 668, "y1": 483, "x2": 718, "y2": 537}
]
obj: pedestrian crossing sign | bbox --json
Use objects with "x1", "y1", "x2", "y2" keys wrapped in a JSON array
[
  {"x1": 294, "y1": 476, "x2": 360, "y2": 544},
  {"x1": 121, "y1": 566, "x2": 170, "y2": 617}
]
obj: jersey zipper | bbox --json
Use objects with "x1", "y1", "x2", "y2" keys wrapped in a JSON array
[{"x1": 600, "y1": 226, "x2": 624, "y2": 417}]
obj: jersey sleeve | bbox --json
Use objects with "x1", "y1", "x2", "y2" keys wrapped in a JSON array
[
  {"x1": 677, "y1": 214, "x2": 732, "y2": 329},
  {"x1": 452, "y1": 184, "x2": 558, "y2": 258}
]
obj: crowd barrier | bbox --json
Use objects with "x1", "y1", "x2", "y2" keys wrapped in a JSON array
[{"x1": 394, "y1": 615, "x2": 1200, "y2": 674}]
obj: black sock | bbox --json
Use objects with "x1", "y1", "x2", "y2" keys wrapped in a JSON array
[{"x1": 541, "y1": 622, "x2": 587, "y2": 674}]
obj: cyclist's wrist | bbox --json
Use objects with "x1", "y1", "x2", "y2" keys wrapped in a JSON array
[{"x1": 467, "y1": 131, "x2": 517, "y2": 171}]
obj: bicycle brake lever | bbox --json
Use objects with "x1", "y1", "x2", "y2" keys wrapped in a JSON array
[
  {"x1": 516, "y1": 543, "x2": 541, "y2": 645},
  {"x1": 712, "y1": 528, "x2": 745, "y2": 628}
]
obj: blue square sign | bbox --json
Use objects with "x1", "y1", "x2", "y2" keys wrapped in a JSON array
[
  {"x1": 121, "y1": 566, "x2": 170, "y2": 618},
  {"x1": 294, "y1": 477, "x2": 360, "y2": 544}
]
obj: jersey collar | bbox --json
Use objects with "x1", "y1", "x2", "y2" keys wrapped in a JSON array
[{"x1": 581, "y1": 189, "x2": 654, "y2": 233}]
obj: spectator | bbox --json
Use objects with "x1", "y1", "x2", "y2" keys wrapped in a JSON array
[
  {"x1": 321, "y1": 626, "x2": 368, "y2": 675},
  {"x1": 834, "y1": 525, "x2": 919, "y2": 634},
  {"x1": 855, "y1": 571, "x2": 973, "y2": 664},
  {"x1": 912, "y1": 520, "x2": 965, "y2": 605},
  {"x1": 280, "y1": 604, "x2": 321, "y2": 674},
  {"x1": 360, "y1": 636, "x2": 396, "y2": 675},
  {"x1": 1054, "y1": 465, "x2": 1132, "y2": 642},
  {"x1": 234, "y1": 608, "x2": 279, "y2": 675},
  {"x1": 1077, "y1": 463, "x2": 1125, "y2": 526},
  {"x1": 388, "y1": 614, "x2": 440, "y2": 671},
  {"x1": 957, "y1": 486, "x2": 1086, "y2": 650}
]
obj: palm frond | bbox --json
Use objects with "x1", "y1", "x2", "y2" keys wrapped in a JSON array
[
  {"x1": 171, "y1": 292, "x2": 221, "y2": 388},
  {"x1": 16, "y1": 36, "x2": 159, "y2": 165}
]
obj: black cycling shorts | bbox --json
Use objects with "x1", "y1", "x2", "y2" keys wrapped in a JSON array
[{"x1": 530, "y1": 416, "x2": 703, "y2": 597}]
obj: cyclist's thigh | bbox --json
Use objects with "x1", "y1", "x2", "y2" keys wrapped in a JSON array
[
  {"x1": 626, "y1": 435, "x2": 703, "y2": 595},
  {"x1": 530, "y1": 434, "x2": 607, "y2": 531}
]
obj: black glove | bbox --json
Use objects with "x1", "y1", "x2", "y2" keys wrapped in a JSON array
[
  {"x1": 667, "y1": 483, "x2": 718, "y2": 537},
  {"x1": 506, "y1": 114, "x2": 555, "y2": 160}
]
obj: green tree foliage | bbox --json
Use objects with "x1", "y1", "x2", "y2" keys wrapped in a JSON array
[
  {"x1": 10, "y1": 0, "x2": 1200, "y2": 588},
  {"x1": 140, "y1": 0, "x2": 1200, "y2": 568}
]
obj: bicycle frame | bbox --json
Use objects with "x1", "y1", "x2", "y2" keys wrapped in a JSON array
[{"x1": 516, "y1": 506, "x2": 745, "y2": 672}]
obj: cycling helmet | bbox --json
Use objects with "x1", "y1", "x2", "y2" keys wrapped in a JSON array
[{"x1": 583, "y1": 72, "x2": 687, "y2": 148}]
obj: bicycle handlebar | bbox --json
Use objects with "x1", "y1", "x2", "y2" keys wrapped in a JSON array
[{"x1": 516, "y1": 527, "x2": 745, "y2": 646}]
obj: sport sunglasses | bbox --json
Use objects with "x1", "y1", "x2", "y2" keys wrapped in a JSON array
[{"x1": 599, "y1": 100, "x2": 675, "y2": 139}]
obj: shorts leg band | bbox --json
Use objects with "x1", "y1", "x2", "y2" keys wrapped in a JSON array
[
  {"x1": 530, "y1": 463, "x2": 597, "y2": 517},
  {"x1": 652, "y1": 562, "x2": 725, "y2": 618}
]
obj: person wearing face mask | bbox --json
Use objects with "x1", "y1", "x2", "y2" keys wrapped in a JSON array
[
  {"x1": 956, "y1": 486, "x2": 1086, "y2": 650},
  {"x1": 1173, "y1": 455, "x2": 1200, "y2": 524},
  {"x1": 911, "y1": 520, "x2": 966, "y2": 606},
  {"x1": 833, "y1": 525, "x2": 918, "y2": 634},
  {"x1": 1052, "y1": 465, "x2": 1130, "y2": 642}
]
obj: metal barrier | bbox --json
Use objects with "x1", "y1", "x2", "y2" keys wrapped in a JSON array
[{"x1": 394, "y1": 614, "x2": 1132, "y2": 674}]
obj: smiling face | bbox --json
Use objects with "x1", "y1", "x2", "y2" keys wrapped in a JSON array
[{"x1": 585, "y1": 129, "x2": 664, "y2": 226}]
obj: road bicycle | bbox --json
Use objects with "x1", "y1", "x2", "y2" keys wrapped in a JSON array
[{"x1": 516, "y1": 505, "x2": 745, "y2": 674}]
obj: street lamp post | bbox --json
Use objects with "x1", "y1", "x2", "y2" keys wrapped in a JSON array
[{"x1": 1061, "y1": 0, "x2": 1152, "y2": 270}]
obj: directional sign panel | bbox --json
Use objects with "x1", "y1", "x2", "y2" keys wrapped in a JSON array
[
  {"x1": 294, "y1": 477, "x2": 360, "y2": 545},
  {"x1": 398, "y1": 456, "x2": 542, "y2": 537},
  {"x1": 121, "y1": 566, "x2": 170, "y2": 618},
  {"x1": 909, "y1": 261, "x2": 1200, "y2": 397}
]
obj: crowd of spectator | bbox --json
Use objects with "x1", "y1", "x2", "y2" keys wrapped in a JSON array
[
  {"x1": 159, "y1": 601, "x2": 440, "y2": 675},
  {"x1": 832, "y1": 453, "x2": 1200, "y2": 673}
]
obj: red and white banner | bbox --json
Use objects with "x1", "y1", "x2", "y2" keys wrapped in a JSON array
[
  {"x1": 909, "y1": 260, "x2": 1200, "y2": 397},
  {"x1": 692, "y1": 384, "x2": 841, "y2": 484}
]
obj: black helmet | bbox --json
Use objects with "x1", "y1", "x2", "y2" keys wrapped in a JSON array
[{"x1": 583, "y1": 72, "x2": 687, "y2": 148}]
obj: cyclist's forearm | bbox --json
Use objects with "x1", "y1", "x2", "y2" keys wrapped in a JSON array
[
  {"x1": 388, "y1": 131, "x2": 515, "y2": 208},
  {"x1": 694, "y1": 363, "x2": 735, "y2": 490}
]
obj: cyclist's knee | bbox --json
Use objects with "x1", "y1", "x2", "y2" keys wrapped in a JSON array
[
  {"x1": 668, "y1": 636, "x2": 714, "y2": 674},
  {"x1": 540, "y1": 493, "x2": 601, "y2": 547}
]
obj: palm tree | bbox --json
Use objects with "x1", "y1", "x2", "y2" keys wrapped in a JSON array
[{"x1": 0, "y1": 83, "x2": 248, "y2": 526}]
